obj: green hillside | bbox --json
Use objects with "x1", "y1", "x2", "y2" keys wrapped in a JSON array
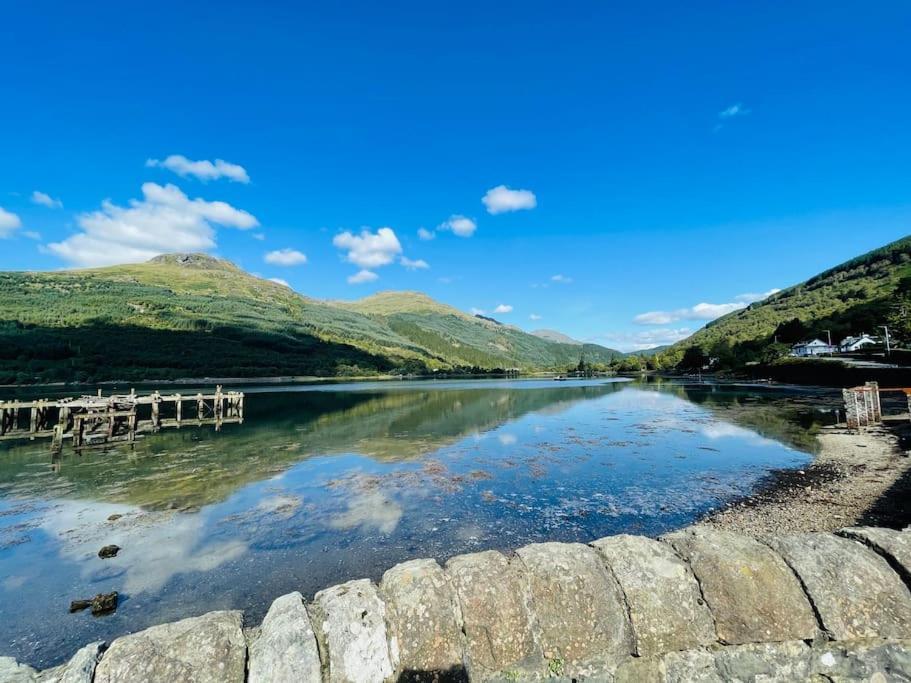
[
  {"x1": 0, "y1": 253, "x2": 620, "y2": 383},
  {"x1": 668, "y1": 234, "x2": 911, "y2": 365}
]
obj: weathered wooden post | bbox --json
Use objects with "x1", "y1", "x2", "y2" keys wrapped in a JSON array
[
  {"x1": 843, "y1": 388, "x2": 862, "y2": 429},
  {"x1": 197, "y1": 393, "x2": 204, "y2": 421},
  {"x1": 73, "y1": 416, "x2": 83, "y2": 448},
  {"x1": 175, "y1": 394, "x2": 182, "y2": 427},
  {"x1": 151, "y1": 391, "x2": 161, "y2": 430},
  {"x1": 864, "y1": 381, "x2": 882, "y2": 423}
]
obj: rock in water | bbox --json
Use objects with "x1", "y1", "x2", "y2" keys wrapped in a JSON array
[
  {"x1": 69, "y1": 599, "x2": 92, "y2": 613},
  {"x1": 91, "y1": 592, "x2": 119, "y2": 616},
  {"x1": 98, "y1": 545, "x2": 120, "y2": 559}
]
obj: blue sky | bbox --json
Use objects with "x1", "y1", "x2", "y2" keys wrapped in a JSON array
[{"x1": 1, "y1": 2, "x2": 909, "y2": 350}]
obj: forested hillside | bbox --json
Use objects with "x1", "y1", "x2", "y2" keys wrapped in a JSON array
[
  {"x1": 665, "y1": 235, "x2": 911, "y2": 368},
  {"x1": 0, "y1": 253, "x2": 621, "y2": 383}
]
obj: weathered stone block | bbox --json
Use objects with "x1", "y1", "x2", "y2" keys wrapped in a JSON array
[
  {"x1": 614, "y1": 649, "x2": 720, "y2": 683},
  {"x1": 0, "y1": 657, "x2": 38, "y2": 682},
  {"x1": 445, "y1": 550, "x2": 542, "y2": 678},
  {"x1": 806, "y1": 638, "x2": 911, "y2": 679},
  {"x1": 514, "y1": 542, "x2": 634, "y2": 676},
  {"x1": 840, "y1": 526, "x2": 911, "y2": 579},
  {"x1": 770, "y1": 533, "x2": 911, "y2": 640},
  {"x1": 311, "y1": 579, "x2": 393, "y2": 683},
  {"x1": 37, "y1": 641, "x2": 105, "y2": 683},
  {"x1": 93, "y1": 611, "x2": 245, "y2": 683},
  {"x1": 380, "y1": 558, "x2": 465, "y2": 681},
  {"x1": 248, "y1": 592, "x2": 321, "y2": 683},
  {"x1": 713, "y1": 640, "x2": 811, "y2": 682},
  {"x1": 592, "y1": 534, "x2": 716, "y2": 656},
  {"x1": 662, "y1": 526, "x2": 816, "y2": 644}
]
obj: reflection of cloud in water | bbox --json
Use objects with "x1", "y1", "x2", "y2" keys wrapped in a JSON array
[
  {"x1": 256, "y1": 494, "x2": 302, "y2": 520},
  {"x1": 40, "y1": 501, "x2": 247, "y2": 594},
  {"x1": 498, "y1": 433, "x2": 517, "y2": 446},
  {"x1": 2, "y1": 575, "x2": 27, "y2": 590},
  {"x1": 700, "y1": 422, "x2": 778, "y2": 447},
  {"x1": 328, "y1": 492, "x2": 402, "y2": 534}
]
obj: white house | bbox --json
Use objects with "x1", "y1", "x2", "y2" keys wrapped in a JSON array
[
  {"x1": 838, "y1": 334, "x2": 878, "y2": 353},
  {"x1": 790, "y1": 339, "x2": 836, "y2": 357}
]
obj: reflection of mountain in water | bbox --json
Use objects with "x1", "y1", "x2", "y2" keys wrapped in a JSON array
[
  {"x1": 0, "y1": 382, "x2": 625, "y2": 510},
  {"x1": 635, "y1": 378, "x2": 834, "y2": 453}
]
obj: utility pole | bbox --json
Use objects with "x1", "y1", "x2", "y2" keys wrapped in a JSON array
[
  {"x1": 823, "y1": 329, "x2": 832, "y2": 348},
  {"x1": 881, "y1": 325, "x2": 891, "y2": 356}
]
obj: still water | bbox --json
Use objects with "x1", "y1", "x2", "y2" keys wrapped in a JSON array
[{"x1": 0, "y1": 377, "x2": 835, "y2": 668}]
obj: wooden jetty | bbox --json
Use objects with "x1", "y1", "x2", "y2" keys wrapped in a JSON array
[{"x1": 0, "y1": 386, "x2": 244, "y2": 451}]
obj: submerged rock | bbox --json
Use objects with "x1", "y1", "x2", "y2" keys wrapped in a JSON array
[{"x1": 98, "y1": 545, "x2": 120, "y2": 559}]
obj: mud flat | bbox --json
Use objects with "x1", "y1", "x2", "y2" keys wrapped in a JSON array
[{"x1": 704, "y1": 418, "x2": 911, "y2": 538}]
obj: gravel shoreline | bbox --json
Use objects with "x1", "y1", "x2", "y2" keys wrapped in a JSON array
[{"x1": 703, "y1": 418, "x2": 911, "y2": 538}]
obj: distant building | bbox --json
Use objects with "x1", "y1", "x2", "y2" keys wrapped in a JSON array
[
  {"x1": 790, "y1": 339, "x2": 836, "y2": 357},
  {"x1": 838, "y1": 333, "x2": 878, "y2": 353}
]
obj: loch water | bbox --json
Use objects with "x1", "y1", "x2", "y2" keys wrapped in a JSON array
[{"x1": 0, "y1": 377, "x2": 837, "y2": 668}]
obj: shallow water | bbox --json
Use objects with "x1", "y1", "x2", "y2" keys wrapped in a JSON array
[{"x1": 0, "y1": 377, "x2": 836, "y2": 668}]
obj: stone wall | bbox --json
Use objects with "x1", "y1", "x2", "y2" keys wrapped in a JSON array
[{"x1": 3, "y1": 525, "x2": 911, "y2": 682}]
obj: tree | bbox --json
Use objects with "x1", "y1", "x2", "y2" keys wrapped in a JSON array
[
  {"x1": 760, "y1": 342, "x2": 790, "y2": 364},
  {"x1": 772, "y1": 318, "x2": 807, "y2": 344},
  {"x1": 678, "y1": 346, "x2": 708, "y2": 371}
]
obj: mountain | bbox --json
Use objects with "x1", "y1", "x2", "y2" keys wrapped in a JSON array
[
  {"x1": 0, "y1": 254, "x2": 621, "y2": 383},
  {"x1": 635, "y1": 345, "x2": 670, "y2": 357},
  {"x1": 531, "y1": 329, "x2": 582, "y2": 345},
  {"x1": 671, "y1": 235, "x2": 911, "y2": 358}
]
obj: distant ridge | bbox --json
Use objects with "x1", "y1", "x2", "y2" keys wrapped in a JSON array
[
  {"x1": 0, "y1": 254, "x2": 622, "y2": 383},
  {"x1": 531, "y1": 329, "x2": 582, "y2": 345}
]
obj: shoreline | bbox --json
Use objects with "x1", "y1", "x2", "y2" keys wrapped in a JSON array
[{"x1": 703, "y1": 417, "x2": 911, "y2": 537}]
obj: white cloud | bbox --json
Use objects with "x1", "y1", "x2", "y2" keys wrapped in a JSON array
[
  {"x1": 46, "y1": 182, "x2": 258, "y2": 267},
  {"x1": 264, "y1": 248, "x2": 307, "y2": 266},
  {"x1": 550, "y1": 274, "x2": 572, "y2": 284},
  {"x1": 634, "y1": 288, "x2": 779, "y2": 326},
  {"x1": 417, "y1": 227, "x2": 435, "y2": 240},
  {"x1": 251, "y1": 232, "x2": 266, "y2": 241},
  {"x1": 734, "y1": 288, "x2": 781, "y2": 303},
  {"x1": 470, "y1": 307, "x2": 486, "y2": 315},
  {"x1": 400, "y1": 256, "x2": 429, "y2": 270},
  {"x1": 719, "y1": 103, "x2": 750, "y2": 119},
  {"x1": 348, "y1": 269, "x2": 379, "y2": 284},
  {"x1": 31, "y1": 190, "x2": 62, "y2": 209},
  {"x1": 437, "y1": 214, "x2": 477, "y2": 237},
  {"x1": 493, "y1": 304, "x2": 513, "y2": 314},
  {"x1": 596, "y1": 328, "x2": 693, "y2": 352},
  {"x1": 529, "y1": 313, "x2": 542, "y2": 321},
  {"x1": 146, "y1": 154, "x2": 250, "y2": 183},
  {"x1": 333, "y1": 227, "x2": 402, "y2": 268},
  {"x1": 0, "y1": 207, "x2": 22, "y2": 238},
  {"x1": 482, "y1": 185, "x2": 537, "y2": 214},
  {"x1": 268, "y1": 277, "x2": 290, "y2": 287}
]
